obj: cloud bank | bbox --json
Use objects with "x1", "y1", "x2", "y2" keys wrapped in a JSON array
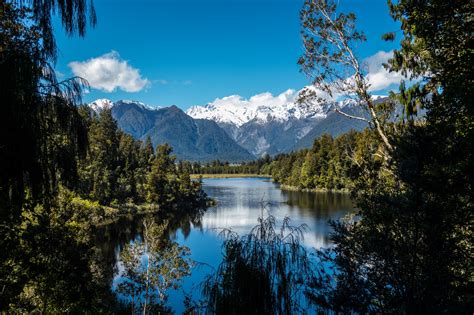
[
  {"x1": 196, "y1": 50, "x2": 406, "y2": 117},
  {"x1": 363, "y1": 50, "x2": 405, "y2": 92},
  {"x1": 69, "y1": 51, "x2": 150, "y2": 92},
  {"x1": 210, "y1": 89, "x2": 298, "y2": 109}
]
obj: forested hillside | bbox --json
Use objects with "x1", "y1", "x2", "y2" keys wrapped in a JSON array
[{"x1": 196, "y1": 129, "x2": 378, "y2": 192}]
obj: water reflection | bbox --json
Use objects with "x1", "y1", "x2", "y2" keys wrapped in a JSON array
[
  {"x1": 114, "y1": 219, "x2": 193, "y2": 314},
  {"x1": 201, "y1": 178, "x2": 353, "y2": 249},
  {"x1": 106, "y1": 177, "x2": 353, "y2": 313}
]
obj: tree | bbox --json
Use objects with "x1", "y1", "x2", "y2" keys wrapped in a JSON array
[
  {"x1": 14, "y1": 0, "x2": 96, "y2": 60},
  {"x1": 146, "y1": 144, "x2": 176, "y2": 206},
  {"x1": 299, "y1": 0, "x2": 393, "y2": 151},
  {"x1": 307, "y1": 0, "x2": 473, "y2": 313},
  {"x1": 117, "y1": 219, "x2": 193, "y2": 314},
  {"x1": 90, "y1": 109, "x2": 120, "y2": 204},
  {"x1": 0, "y1": 2, "x2": 96, "y2": 309},
  {"x1": 203, "y1": 213, "x2": 316, "y2": 314}
]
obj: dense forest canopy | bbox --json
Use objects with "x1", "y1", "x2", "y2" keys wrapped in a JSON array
[{"x1": 196, "y1": 129, "x2": 376, "y2": 192}]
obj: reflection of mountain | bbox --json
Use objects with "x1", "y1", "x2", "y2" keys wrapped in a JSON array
[
  {"x1": 199, "y1": 178, "x2": 353, "y2": 249},
  {"x1": 281, "y1": 190, "x2": 354, "y2": 248}
]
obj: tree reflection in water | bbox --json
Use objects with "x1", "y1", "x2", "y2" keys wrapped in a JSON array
[
  {"x1": 115, "y1": 219, "x2": 194, "y2": 314},
  {"x1": 200, "y1": 206, "x2": 322, "y2": 314}
]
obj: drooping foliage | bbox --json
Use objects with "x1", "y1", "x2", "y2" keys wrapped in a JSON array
[
  {"x1": 0, "y1": 2, "x2": 89, "y2": 222},
  {"x1": 13, "y1": 0, "x2": 96, "y2": 60},
  {"x1": 202, "y1": 212, "x2": 317, "y2": 315},
  {"x1": 0, "y1": 2, "x2": 96, "y2": 310}
]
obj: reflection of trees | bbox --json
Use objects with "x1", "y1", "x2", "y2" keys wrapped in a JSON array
[
  {"x1": 283, "y1": 190, "x2": 353, "y2": 218},
  {"x1": 93, "y1": 205, "x2": 205, "y2": 293},
  {"x1": 202, "y1": 213, "x2": 321, "y2": 314},
  {"x1": 116, "y1": 219, "x2": 194, "y2": 314}
]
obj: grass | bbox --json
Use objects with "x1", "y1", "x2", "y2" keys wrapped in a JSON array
[{"x1": 190, "y1": 174, "x2": 272, "y2": 179}]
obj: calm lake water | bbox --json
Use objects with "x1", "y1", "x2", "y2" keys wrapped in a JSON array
[{"x1": 104, "y1": 177, "x2": 353, "y2": 312}]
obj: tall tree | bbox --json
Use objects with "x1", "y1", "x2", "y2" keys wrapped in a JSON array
[
  {"x1": 307, "y1": 1, "x2": 473, "y2": 313},
  {"x1": 0, "y1": 0, "x2": 96, "y2": 310},
  {"x1": 146, "y1": 144, "x2": 176, "y2": 206},
  {"x1": 299, "y1": 0, "x2": 393, "y2": 151},
  {"x1": 0, "y1": 0, "x2": 96, "y2": 218}
]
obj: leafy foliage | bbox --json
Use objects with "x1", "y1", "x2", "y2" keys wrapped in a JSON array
[
  {"x1": 0, "y1": 2, "x2": 208, "y2": 312},
  {"x1": 203, "y1": 212, "x2": 318, "y2": 314},
  {"x1": 303, "y1": 0, "x2": 474, "y2": 313},
  {"x1": 299, "y1": 0, "x2": 393, "y2": 150}
]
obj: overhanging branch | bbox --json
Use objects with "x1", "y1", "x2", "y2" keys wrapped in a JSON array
[{"x1": 334, "y1": 108, "x2": 370, "y2": 123}]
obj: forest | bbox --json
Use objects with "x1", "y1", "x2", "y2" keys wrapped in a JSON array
[
  {"x1": 0, "y1": 2, "x2": 208, "y2": 311},
  {"x1": 196, "y1": 129, "x2": 378, "y2": 192},
  {"x1": 1, "y1": 0, "x2": 472, "y2": 313}
]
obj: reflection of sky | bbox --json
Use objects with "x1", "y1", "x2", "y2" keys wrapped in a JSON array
[
  {"x1": 199, "y1": 178, "x2": 353, "y2": 249},
  {"x1": 169, "y1": 178, "x2": 353, "y2": 312},
  {"x1": 114, "y1": 177, "x2": 353, "y2": 313}
]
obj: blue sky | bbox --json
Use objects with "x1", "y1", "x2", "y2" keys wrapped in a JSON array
[{"x1": 54, "y1": 0, "x2": 401, "y2": 110}]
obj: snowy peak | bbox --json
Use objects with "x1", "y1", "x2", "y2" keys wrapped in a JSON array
[
  {"x1": 88, "y1": 99, "x2": 159, "y2": 112},
  {"x1": 116, "y1": 99, "x2": 158, "y2": 111},
  {"x1": 186, "y1": 89, "x2": 329, "y2": 127},
  {"x1": 89, "y1": 98, "x2": 114, "y2": 112}
]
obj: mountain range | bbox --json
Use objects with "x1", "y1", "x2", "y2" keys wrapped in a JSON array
[{"x1": 89, "y1": 95, "x2": 388, "y2": 161}]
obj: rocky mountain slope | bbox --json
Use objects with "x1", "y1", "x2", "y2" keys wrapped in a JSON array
[
  {"x1": 89, "y1": 100, "x2": 255, "y2": 162},
  {"x1": 186, "y1": 92, "x2": 388, "y2": 156},
  {"x1": 90, "y1": 94, "x2": 391, "y2": 161}
]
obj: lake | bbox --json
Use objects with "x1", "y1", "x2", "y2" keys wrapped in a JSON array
[{"x1": 106, "y1": 177, "x2": 354, "y2": 312}]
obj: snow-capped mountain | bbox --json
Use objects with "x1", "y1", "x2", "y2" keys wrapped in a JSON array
[
  {"x1": 186, "y1": 89, "x2": 344, "y2": 156},
  {"x1": 87, "y1": 99, "x2": 254, "y2": 162},
  {"x1": 88, "y1": 99, "x2": 159, "y2": 112},
  {"x1": 87, "y1": 93, "x2": 390, "y2": 160},
  {"x1": 117, "y1": 99, "x2": 158, "y2": 111},
  {"x1": 186, "y1": 89, "x2": 329, "y2": 127},
  {"x1": 89, "y1": 98, "x2": 114, "y2": 112},
  {"x1": 185, "y1": 91, "x2": 390, "y2": 157}
]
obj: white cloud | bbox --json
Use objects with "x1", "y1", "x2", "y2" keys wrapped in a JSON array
[
  {"x1": 201, "y1": 50, "x2": 404, "y2": 115},
  {"x1": 68, "y1": 51, "x2": 150, "y2": 92},
  {"x1": 363, "y1": 50, "x2": 406, "y2": 92},
  {"x1": 211, "y1": 89, "x2": 298, "y2": 109}
]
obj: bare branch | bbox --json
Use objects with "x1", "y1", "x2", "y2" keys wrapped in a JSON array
[
  {"x1": 299, "y1": 0, "x2": 393, "y2": 152},
  {"x1": 334, "y1": 108, "x2": 370, "y2": 123}
]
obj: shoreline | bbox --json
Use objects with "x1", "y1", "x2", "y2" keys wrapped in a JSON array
[
  {"x1": 191, "y1": 174, "x2": 272, "y2": 179},
  {"x1": 191, "y1": 174, "x2": 349, "y2": 193},
  {"x1": 279, "y1": 184, "x2": 350, "y2": 194}
]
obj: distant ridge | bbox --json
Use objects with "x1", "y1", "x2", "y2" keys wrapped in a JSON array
[
  {"x1": 88, "y1": 99, "x2": 255, "y2": 162},
  {"x1": 89, "y1": 95, "x2": 393, "y2": 161},
  {"x1": 187, "y1": 92, "x2": 389, "y2": 156}
]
